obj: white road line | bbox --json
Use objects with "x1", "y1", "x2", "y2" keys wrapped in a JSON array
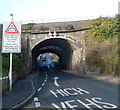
[
  {"x1": 35, "y1": 102, "x2": 41, "y2": 108},
  {"x1": 37, "y1": 73, "x2": 48, "y2": 92},
  {"x1": 46, "y1": 74, "x2": 48, "y2": 78},
  {"x1": 34, "y1": 97, "x2": 41, "y2": 107},
  {"x1": 44, "y1": 79, "x2": 47, "y2": 82},
  {"x1": 42, "y1": 83, "x2": 45, "y2": 86},
  {"x1": 37, "y1": 87, "x2": 42, "y2": 92},
  {"x1": 34, "y1": 97, "x2": 39, "y2": 101}
]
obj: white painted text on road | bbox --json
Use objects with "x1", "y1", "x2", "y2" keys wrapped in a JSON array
[
  {"x1": 50, "y1": 87, "x2": 89, "y2": 98},
  {"x1": 52, "y1": 97, "x2": 117, "y2": 109}
]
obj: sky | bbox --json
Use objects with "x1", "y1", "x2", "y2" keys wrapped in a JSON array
[{"x1": 0, "y1": 0, "x2": 119, "y2": 24}]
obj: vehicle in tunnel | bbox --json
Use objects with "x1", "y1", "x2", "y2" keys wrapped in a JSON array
[{"x1": 38, "y1": 53, "x2": 55, "y2": 69}]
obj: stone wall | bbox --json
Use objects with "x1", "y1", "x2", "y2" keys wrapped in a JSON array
[
  {"x1": 22, "y1": 20, "x2": 89, "y2": 32},
  {"x1": 21, "y1": 29, "x2": 87, "y2": 72}
]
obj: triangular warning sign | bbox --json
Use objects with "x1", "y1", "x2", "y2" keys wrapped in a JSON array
[{"x1": 5, "y1": 22, "x2": 19, "y2": 33}]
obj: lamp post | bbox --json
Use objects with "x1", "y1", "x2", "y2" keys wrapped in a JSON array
[{"x1": 10, "y1": 14, "x2": 13, "y2": 22}]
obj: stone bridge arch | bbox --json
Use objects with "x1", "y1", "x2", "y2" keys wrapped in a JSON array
[{"x1": 21, "y1": 32, "x2": 86, "y2": 72}]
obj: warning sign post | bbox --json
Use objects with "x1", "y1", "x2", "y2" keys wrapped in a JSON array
[
  {"x1": 2, "y1": 20, "x2": 21, "y2": 91},
  {"x1": 5, "y1": 22, "x2": 19, "y2": 33},
  {"x1": 2, "y1": 21, "x2": 21, "y2": 53}
]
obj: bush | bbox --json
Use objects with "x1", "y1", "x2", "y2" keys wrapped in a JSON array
[
  {"x1": 1, "y1": 54, "x2": 26, "y2": 78},
  {"x1": 83, "y1": 17, "x2": 117, "y2": 44},
  {"x1": 85, "y1": 37, "x2": 119, "y2": 76},
  {"x1": 25, "y1": 23, "x2": 35, "y2": 31},
  {"x1": 12, "y1": 55, "x2": 25, "y2": 72},
  {"x1": 1, "y1": 56, "x2": 9, "y2": 77},
  {"x1": 83, "y1": 16, "x2": 119, "y2": 76}
]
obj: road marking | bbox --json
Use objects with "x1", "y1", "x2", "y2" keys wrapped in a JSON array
[
  {"x1": 46, "y1": 74, "x2": 48, "y2": 79},
  {"x1": 52, "y1": 98, "x2": 117, "y2": 109},
  {"x1": 53, "y1": 77, "x2": 60, "y2": 87},
  {"x1": 37, "y1": 87, "x2": 42, "y2": 92},
  {"x1": 34, "y1": 97, "x2": 41, "y2": 108},
  {"x1": 42, "y1": 83, "x2": 45, "y2": 86},
  {"x1": 44, "y1": 79, "x2": 47, "y2": 82},
  {"x1": 34, "y1": 97, "x2": 39, "y2": 102},
  {"x1": 35, "y1": 102, "x2": 41, "y2": 108},
  {"x1": 50, "y1": 87, "x2": 90, "y2": 98},
  {"x1": 37, "y1": 73, "x2": 48, "y2": 92}
]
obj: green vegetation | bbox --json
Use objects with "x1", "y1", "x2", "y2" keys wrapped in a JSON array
[
  {"x1": 25, "y1": 23, "x2": 35, "y2": 31},
  {"x1": 51, "y1": 54, "x2": 59, "y2": 62},
  {"x1": 1, "y1": 54, "x2": 26, "y2": 78},
  {"x1": 83, "y1": 15, "x2": 120, "y2": 76},
  {"x1": 84, "y1": 16, "x2": 117, "y2": 43},
  {"x1": 1, "y1": 56, "x2": 9, "y2": 77}
]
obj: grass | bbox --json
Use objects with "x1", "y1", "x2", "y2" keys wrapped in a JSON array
[
  {"x1": 0, "y1": 56, "x2": 9, "y2": 78},
  {"x1": 0, "y1": 55, "x2": 26, "y2": 78}
]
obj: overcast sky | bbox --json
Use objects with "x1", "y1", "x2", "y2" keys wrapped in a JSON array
[{"x1": 0, "y1": 0, "x2": 119, "y2": 23}]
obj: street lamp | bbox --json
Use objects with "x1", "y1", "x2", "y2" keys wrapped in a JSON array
[{"x1": 10, "y1": 14, "x2": 13, "y2": 21}]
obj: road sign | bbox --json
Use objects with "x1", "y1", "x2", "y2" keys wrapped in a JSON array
[
  {"x1": 2, "y1": 21, "x2": 21, "y2": 53},
  {"x1": 5, "y1": 22, "x2": 19, "y2": 33}
]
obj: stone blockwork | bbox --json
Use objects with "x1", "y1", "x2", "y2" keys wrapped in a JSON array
[
  {"x1": 21, "y1": 29, "x2": 87, "y2": 72},
  {"x1": 1, "y1": 20, "x2": 89, "y2": 73},
  {"x1": 22, "y1": 20, "x2": 90, "y2": 32}
]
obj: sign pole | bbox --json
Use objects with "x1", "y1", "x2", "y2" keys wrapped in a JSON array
[
  {"x1": 9, "y1": 53, "x2": 12, "y2": 91},
  {"x1": 9, "y1": 14, "x2": 13, "y2": 91},
  {"x1": 2, "y1": 14, "x2": 21, "y2": 91}
]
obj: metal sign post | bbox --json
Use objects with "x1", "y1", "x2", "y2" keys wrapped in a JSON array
[
  {"x1": 9, "y1": 53, "x2": 12, "y2": 91},
  {"x1": 9, "y1": 14, "x2": 13, "y2": 91}
]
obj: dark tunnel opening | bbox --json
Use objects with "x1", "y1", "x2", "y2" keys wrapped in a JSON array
[{"x1": 32, "y1": 38, "x2": 73, "y2": 70}]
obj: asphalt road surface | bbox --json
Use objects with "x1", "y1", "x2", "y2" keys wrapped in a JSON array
[{"x1": 24, "y1": 68, "x2": 118, "y2": 109}]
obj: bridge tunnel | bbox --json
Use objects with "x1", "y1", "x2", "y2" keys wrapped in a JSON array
[{"x1": 32, "y1": 38, "x2": 74, "y2": 70}]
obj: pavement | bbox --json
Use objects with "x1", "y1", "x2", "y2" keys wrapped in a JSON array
[
  {"x1": 2, "y1": 72, "x2": 39, "y2": 110},
  {"x1": 1, "y1": 69, "x2": 119, "y2": 109}
]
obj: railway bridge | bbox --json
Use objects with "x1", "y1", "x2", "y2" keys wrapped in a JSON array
[{"x1": 22, "y1": 27, "x2": 88, "y2": 72}]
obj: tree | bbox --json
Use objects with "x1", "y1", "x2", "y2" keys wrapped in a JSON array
[{"x1": 83, "y1": 17, "x2": 117, "y2": 43}]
